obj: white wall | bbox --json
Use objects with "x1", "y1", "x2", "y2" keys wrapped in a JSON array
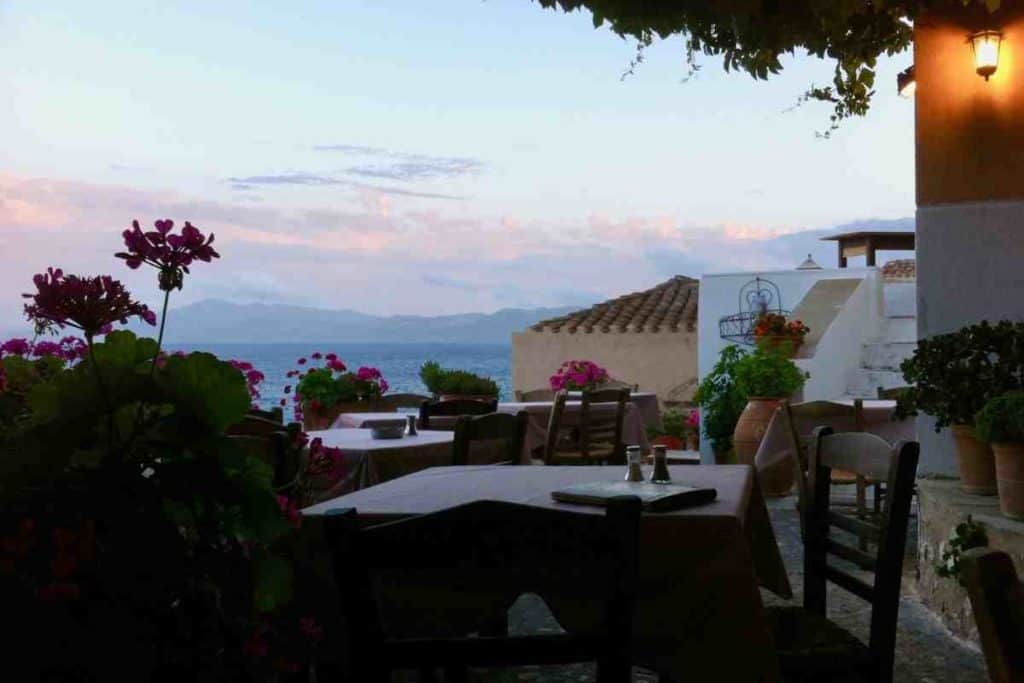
[{"x1": 697, "y1": 267, "x2": 880, "y2": 461}]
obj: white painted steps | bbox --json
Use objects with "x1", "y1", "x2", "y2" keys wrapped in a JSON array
[{"x1": 844, "y1": 280, "x2": 917, "y2": 399}]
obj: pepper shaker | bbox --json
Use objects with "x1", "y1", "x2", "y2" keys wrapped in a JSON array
[
  {"x1": 406, "y1": 414, "x2": 418, "y2": 436},
  {"x1": 625, "y1": 445, "x2": 644, "y2": 482},
  {"x1": 650, "y1": 444, "x2": 671, "y2": 484}
]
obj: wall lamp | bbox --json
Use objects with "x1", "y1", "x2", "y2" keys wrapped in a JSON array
[
  {"x1": 897, "y1": 65, "x2": 916, "y2": 98},
  {"x1": 970, "y1": 30, "x2": 1003, "y2": 80}
]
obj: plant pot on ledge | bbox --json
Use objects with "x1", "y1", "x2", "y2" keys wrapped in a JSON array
[
  {"x1": 992, "y1": 443, "x2": 1024, "y2": 520},
  {"x1": 733, "y1": 397, "x2": 782, "y2": 468},
  {"x1": 951, "y1": 424, "x2": 997, "y2": 495},
  {"x1": 302, "y1": 400, "x2": 394, "y2": 431},
  {"x1": 756, "y1": 336, "x2": 803, "y2": 358}
]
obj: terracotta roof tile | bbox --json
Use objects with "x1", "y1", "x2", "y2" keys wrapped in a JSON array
[
  {"x1": 882, "y1": 259, "x2": 916, "y2": 281},
  {"x1": 531, "y1": 276, "x2": 698, "y2": 334}
]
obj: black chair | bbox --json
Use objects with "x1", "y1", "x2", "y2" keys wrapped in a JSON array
[
  {"x1": 544, "y1": 388, "x2": 630, "y2": 465},
  {"x1": 419, "y1": 398, "x2": 498, "y2": 431},
  {"x1": 962, "y1": 547, "x2": 1024, "y2": 683},
  {"x1": 227, "y1": 414, "x2": 286, "y2": 437},
  {"x1": 324, "y1": 497, "x2": 642, "y2": 682},
  {"x1": 452, "y1": 412, "x2": 529, "y2": 466},
  {"x1": 764, "y1": 427, "x2": 919, "y2": 683}
]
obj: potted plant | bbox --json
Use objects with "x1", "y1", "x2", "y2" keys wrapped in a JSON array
[
  {"x1": 694, "y1": 346, "x2": 749, "y2": 464},
  {"x1": 0, "y1": 220, "x2": 338, "y2": 680},
  {"x1": 549, "y1": 360, "x2": 610, "y2": 392},
  {"x1": 419, "y1": 361, "x2": 499, "y2": 401},
  {"x1": 649, "y1": 407, "x2": 687, "y2": 450},
  {"x1": 897, "y1": 321, "x2": 1024, "y2": 495},
  {"x1": 753, "y1": 313, "x2": 810, "y2": 358},
  {"x1": 291, "y1": 355, "x2": 391, "y2": 430},
  {"x1": 731, "y1": 347, "x2": 808, "y2": 486},
  {"x1": 975, "y1": 391, "x2": 1024, "y2": 519}
]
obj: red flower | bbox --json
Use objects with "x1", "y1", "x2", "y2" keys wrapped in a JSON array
[
  {"x1": 276, "y1": 495, "x2": 302, "y2": 529},
  {"x1": 116, "y1": 219, "x2": 219, "y2": 291},
  {"x1": 23, "y1": 269, "x2": 155, "y2": 337}
]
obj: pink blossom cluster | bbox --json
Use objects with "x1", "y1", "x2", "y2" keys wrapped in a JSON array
[
  {"x1": 227, "y1": 359, "x2": 266, "y2": 408},
  {"x1": 116, "y1": 219, "x2": 219, "y2": 291},
  {"x1": 549, "y1": 359, "x2": 610, "y2": 392},
  {"x1": 355, "y1": 366, "x2": 389, "y2": 394},
  {"x1": 23, "y1": 268, "x2": 156, "y2": 337},
  {"x1": 305, "y1": 436, "x2": 346, "y2": 484},
  {"x1": 0, "y1": 336, "x2": 88, "y2": 363},
  {"x1": 687, "y1": 409, "x2": 700, "y2": 429}
]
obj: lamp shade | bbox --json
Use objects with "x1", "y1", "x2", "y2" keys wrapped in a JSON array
[
  {"x1": 970, "y1": 30, "x2": 1002, "y2": 80},
  {"x1": 897, "y1": 65, "x2": 916, "y2": 98}
]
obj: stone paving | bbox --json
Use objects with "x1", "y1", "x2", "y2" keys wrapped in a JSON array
[{"x1": 466, "y1": 495, "x2": 989, "y2": 682}]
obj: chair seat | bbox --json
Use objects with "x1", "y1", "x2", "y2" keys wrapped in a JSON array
[{"x1": 764, "y1": 606, "x2": 873, "y2": 678}]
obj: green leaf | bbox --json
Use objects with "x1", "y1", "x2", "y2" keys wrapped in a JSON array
[
  {"x1": 254, "y1": 554, "x2": 293, "y2": 612},
  {"x1": 156, "y1": 352, "x2": 250, "y2": 433}
]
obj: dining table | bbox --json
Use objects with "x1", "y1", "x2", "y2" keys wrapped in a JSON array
[
  {"x1": 335, "y1": 401, "x2": 652, "y2": 462},
  {"x1": 304, "y1": 463, "x2": 791, "y2": 682},
  {"x1": 307, "y1": 427, "x2": 506, "y2": 495}
]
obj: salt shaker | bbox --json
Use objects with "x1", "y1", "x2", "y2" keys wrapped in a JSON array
[
  {"x1": 406, "y1": 414, "x2": 418, "y2": 436},
  {"x1": 624, "y1": 445, "x2": 644, "y2": 482},
  {"x1": 650, "y1": 444, "x2": 672, "y2": 484}
]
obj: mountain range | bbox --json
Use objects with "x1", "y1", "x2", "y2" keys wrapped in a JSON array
[{"x1": 126, "y1": 299, "x2": 577, "y2": 344}]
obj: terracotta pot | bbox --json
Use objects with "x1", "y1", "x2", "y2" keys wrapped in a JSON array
[
  {"x1": 993, "y1": 443, "x2": 1024, "y2": 520},
  {"x1": 951, "y1": 424, "x2": 997, "y2": 495},
  {"x1": 302, "y1": 401, "x2": 394, "y2": 431},
  {"x1": 734, "y1": 397, "x2": 783, "y2": 467},
  {"x1": 756, "y1": 336, "x2": 803, "y2": 358}
]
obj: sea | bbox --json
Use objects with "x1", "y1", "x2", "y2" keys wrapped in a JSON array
[{"x1": 162, "y1": 342, "x2": 513, "y2": 412}]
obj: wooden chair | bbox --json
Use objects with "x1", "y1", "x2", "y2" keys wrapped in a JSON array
[
  {"x1": 227, "y1": 414, "x2": 287, "y2": 438},
  {"x1": 452, "y1": 412, "x2": 529, "y2": 466},
  {"x1": 781, "y1": 399, "x2": 882, "y2": 548},
  {"x1": 764, "y1": 427, "x2": 919, "y2": 683},
  {"x1": 961, "y1": 548, "x2": 1024, "y2": 683},
  {"x1": 228, "y1": 431, "x2": 293, "y2": 489},
  {"x1": 419, "y1": 398, "x2": 498, "y2": 431},
  {"x1": 324, "y1": 497, "x2": 641, "y2": 682},
  {"x1": 543, "y1": 388, "x2": 630, "y2": 465},
  {"x1": 379, "y1": 392, "x2": 431, "y2": 410},
  {"x1": 249, "y1": 406, "x2": 283, "y2": 423},
  {"x1": 603, "y1": 379, "x2": 639, "y2": 391},
  {"x1": 514, "y1": 388, "x2": 554, "y2": 402}
]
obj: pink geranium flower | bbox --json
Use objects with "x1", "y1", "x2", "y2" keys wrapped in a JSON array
[
  {"x1": 116, "y1": 219, "x2": 219, "y2": 291},
  {"x1": 23, "y1": 269, "x2": 155, "y2": 338}
]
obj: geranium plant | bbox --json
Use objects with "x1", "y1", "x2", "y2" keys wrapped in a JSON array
[
  {"x1": 420, "y1": 360, "x2": 499, "y2": 398},
  {"x1": 754, "y1": 313, "x2": 809, "y2": 341},
  {"x1": 694, "y1": 346, "x2": 748, "y2": 457},
  {"x1": 0, "y1": 220, "x2": 333, "y2": 681},
  {"x1": 549, "y1": 359, "x2": 610, "y2": 392},
  {"x1": 287, "y1": 353, "x2": 389, "y2": 424},
  {"x1": 229, "y1": 359, "x2": 267, "y2": 408}
]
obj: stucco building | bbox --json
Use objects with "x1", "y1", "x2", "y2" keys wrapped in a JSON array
[{"x1": 511, "y1": 275, "x2": 699, "y2": 406}]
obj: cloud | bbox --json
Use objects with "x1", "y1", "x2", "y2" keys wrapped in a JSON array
[
  {"x1": 227, "y1": 173, "x2": 343, "y2": 186},
  {"x1": 311, "y1": 144, "x2": 390, "y2": 155},
  {"x1": 347, "y1": 158, "x2": 483, "y2": 181},
  {"x1": 0, "y1": 172, "x2": 914, "y2": 324}
]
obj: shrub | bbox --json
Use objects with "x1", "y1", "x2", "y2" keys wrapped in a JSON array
[
  {"x1": 975, "y1": 391, "x2": 1024, "y2": 443},
  {"x1": 897, "y1": 320, "x2": 1024, "y2": 430},
  {"x1": 694, "y1": 346, "x2": 748, "y2": 455},
  {"x1": 732, "y1": 347, "x2": 808, "y2": 398},
  {"x1": 419, "y1": 361, "x2": 499, "y2": 398}
]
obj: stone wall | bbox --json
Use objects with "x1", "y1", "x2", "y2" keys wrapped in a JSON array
[
  {"x1": 510, "y1": 329, "x2": 697, "y2": 405},
  {"x1": 917, "y1": 479, "x2": 1024, "y2": 643}
]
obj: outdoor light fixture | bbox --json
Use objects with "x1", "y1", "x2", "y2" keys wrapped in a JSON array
[
  {"x1": 897, "y1": 65, "x2": 916, "y2": 98},
  {"x1": 970, "y1": 30, "x2": 1003, "y2": 80}
]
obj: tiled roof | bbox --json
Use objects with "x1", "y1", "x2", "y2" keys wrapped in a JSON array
[
  {"x1": 882, "y1": 259, "x2": 916, "y2": 281},
  {"x1": 531, "y1": 276, "x2": 698, "y2": 334}
]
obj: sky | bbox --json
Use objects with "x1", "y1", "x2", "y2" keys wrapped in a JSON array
[{"x1": 0, "y1": 0, "x2": 917, "y2": 324}]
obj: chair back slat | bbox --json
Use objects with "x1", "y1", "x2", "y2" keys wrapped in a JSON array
[
  {"x1": 452, "y1": 412, "x2": 529, "y2": 466},
  {"x1": 804, "y1": 426, "x2": 919, "y2": 683},
  {"x1": 419, "y1": 398, "x2": 498, "y2": 430},
  {"x1": 324, "y1": 497, "x2": 641, "y2": 679},
  {"x1": 379, "y1": 393, "x2": 431, "y2": 410},
  {"x1": 962, "y1": 548, "x2": 1024, "y2": 683},
  {"x1": 248, "y1": 406, "x2": 284, "y2": 423},
  {"x1": 827, "y1": 510, "x2": 881, "y2": 542},
  {"x1": 515, "y1": 388, "x2": 554, "y2": 402},
  {"x1": 826, "y1": 538, "x2": 877, "y2": 570},
  {"x1": 228, "y1": 414, "x2": 286, "y2": 437}
]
